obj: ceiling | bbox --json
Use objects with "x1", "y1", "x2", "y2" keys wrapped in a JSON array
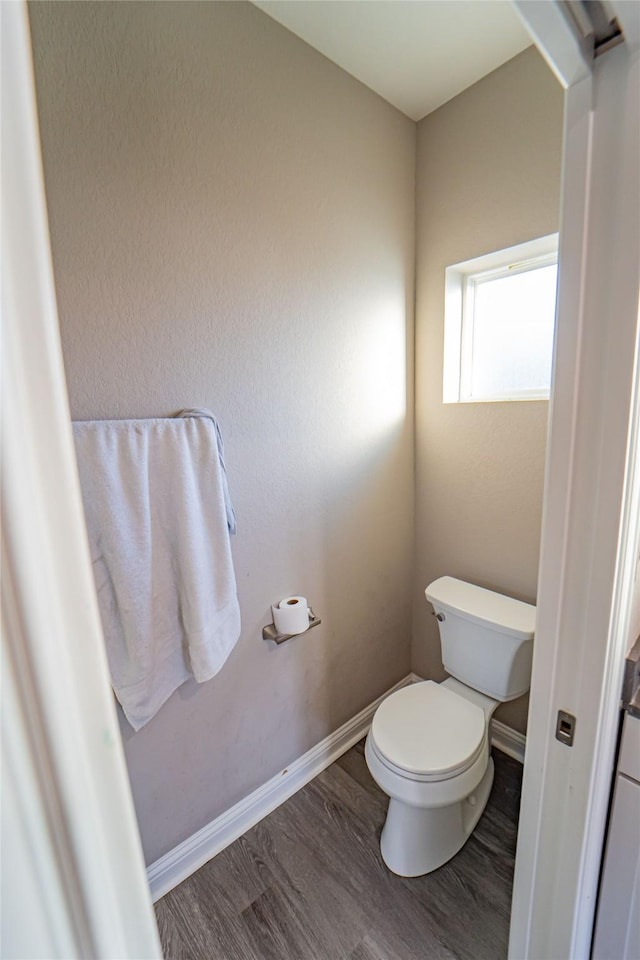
[{"x1": 251, "y1": 1, "x2": 532, "y2": 121}]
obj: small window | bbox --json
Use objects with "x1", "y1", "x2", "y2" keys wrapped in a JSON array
[{"x1": 443, "y1": 234, "x2": 559, "y2": 403}]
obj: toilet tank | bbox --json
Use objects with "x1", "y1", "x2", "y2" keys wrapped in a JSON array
[{"x1": 425, "y1": 576, "x2": 535, "y2": 701}]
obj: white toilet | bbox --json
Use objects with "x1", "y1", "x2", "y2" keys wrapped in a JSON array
[{"x1": 365, "y1": 575, "x2": 535, "y2": 878}]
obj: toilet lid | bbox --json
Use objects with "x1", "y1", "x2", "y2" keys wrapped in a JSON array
[{"x1": 371, "y1": 681, "x2": 486, "y2": 778}]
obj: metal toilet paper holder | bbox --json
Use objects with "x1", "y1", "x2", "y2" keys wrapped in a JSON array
[{"x1": 262, "y1": 607, "x2": 322, "y2": 645}]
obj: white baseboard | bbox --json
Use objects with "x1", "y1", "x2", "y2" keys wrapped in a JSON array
[
  {"x1": 147, "y1": 673, "x2": 413, "y2": 902},
  {"x1": 491, "y1": 718, "x2": 526, "y2": 764},
  {"x1": 147, "y1": 671, "x2": 526, "y2": 902}
]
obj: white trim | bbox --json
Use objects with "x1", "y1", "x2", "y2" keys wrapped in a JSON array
[
  {"x1": 1, "y1": 630, "x2": 81, "y2": 959},
  {"x1": 446, "y1": 234, "x2": 559, "y2": 279},
  {"x1": 1, "y1": 4, "x2": 162, "y2": 957},
  {"x1": 147, "y1": 674, "x2": 412, "y2": 901},
  {"x1": 149, "y1": 671, "x2": 526, "y2": 902},
  {"x1": 509, "y1": 36, "x2": 640, "y2": 960},
  {"x1": 512, "y1": 0, "x2": 592, "y2": 88},
  {"x1": 491, "y1": 719, "x2": 526, "y2": 765}
]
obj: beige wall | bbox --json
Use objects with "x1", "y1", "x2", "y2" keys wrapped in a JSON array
[
  {"x1": 29, "y1": 0, "x2": 416, "y2": 864},
  {"x1": 413, "y1": 47, "x2": 563, "y2": 733}
]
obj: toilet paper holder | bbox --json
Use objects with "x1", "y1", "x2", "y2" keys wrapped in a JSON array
[{"x1": 262, "y1": 607, "x2": 322, "y2": 645}]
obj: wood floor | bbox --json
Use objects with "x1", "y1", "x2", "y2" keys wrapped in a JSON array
[{"x1": 155, "y1": 742, "x2": 523, "y2": 960}]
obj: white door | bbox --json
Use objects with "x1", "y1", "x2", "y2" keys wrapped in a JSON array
[{"x1": 510, "y1": 2, "x2": 640, "y2": 958}]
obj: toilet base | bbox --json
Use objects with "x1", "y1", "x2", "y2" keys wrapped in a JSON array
[{"x1": 379, "y1": 757, "x2": 495, "y2": 877}]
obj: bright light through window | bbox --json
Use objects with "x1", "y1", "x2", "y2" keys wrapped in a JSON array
[
  {"x1": 467, "y1": 263, "x2": 557, "y2": 401},
  {"x1": 444, "y1": 234, "x2": 559, "y2": 403}
]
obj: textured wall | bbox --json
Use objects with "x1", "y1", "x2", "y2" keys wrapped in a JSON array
[
  {"x1": 413, "y1": 48, "x2": 563, "y2": 733},
  {"x1": 29, "y1": 0, "x2": 415, "y2": 864}
]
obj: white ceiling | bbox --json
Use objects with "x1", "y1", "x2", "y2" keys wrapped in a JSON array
[{"x1": 251, "y1": 1, "x2": 532, "y2": 121}]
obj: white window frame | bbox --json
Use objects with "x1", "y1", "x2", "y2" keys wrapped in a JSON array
[{"x1": 443, "y1": 233, "x2": 559, "y2": 403}]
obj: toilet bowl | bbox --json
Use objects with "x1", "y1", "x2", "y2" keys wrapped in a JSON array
[
  {"x1": 365, "y1": 678, "x2": 498, "y2": 876},
  {"x1": 365, "y1": 576, "x2": 535, "y2": 877}
]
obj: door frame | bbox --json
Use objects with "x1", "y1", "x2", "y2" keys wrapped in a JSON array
[
  {"x1": 1, "y1": 3, "x2": 162, "y2": 956},
  {"x1": 510, "y1": 2, "x2": 640, "y2": 957}
]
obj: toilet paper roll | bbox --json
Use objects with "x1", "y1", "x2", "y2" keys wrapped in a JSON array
[{"x1": 272, "y1": 596, "x2": 310, "y2": 636}]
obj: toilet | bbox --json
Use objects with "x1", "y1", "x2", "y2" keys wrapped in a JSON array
[{"x1": 365, "y1": 575, "x2": 535, "y2": 877}]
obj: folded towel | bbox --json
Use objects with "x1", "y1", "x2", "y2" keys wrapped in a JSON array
[{"x1": 73, "y1": 413, "x2": 241, "y2": 730}]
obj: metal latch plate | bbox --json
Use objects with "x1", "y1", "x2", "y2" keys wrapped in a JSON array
[{"x1": 556, "y1": 710, "x2": 576, "y2": 747}]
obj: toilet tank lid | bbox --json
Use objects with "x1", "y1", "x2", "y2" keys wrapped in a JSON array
[{"x1": 425, "y1": 576, "x2": 536, "y2": 640}]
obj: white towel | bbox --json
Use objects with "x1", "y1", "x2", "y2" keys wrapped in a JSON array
[
  {"x1": 176, "y1": 408, "x2": 237, "y2": 534},
  {"x1": 73, "y1": 414, "x2": 241, "y2": 730}
]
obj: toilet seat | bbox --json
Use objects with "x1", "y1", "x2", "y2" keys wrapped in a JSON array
[{"x1": 370, "y1": 681, "x2": 486, "y2": 782}]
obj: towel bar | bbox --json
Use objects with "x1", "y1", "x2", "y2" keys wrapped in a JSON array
[{"x1": 262, "y1": 608, "x2": 322, "y2": 645}]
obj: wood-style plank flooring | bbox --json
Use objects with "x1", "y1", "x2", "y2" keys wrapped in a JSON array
[{"x1": 155, "y1": 742, "x2": 523, "y2": 960}]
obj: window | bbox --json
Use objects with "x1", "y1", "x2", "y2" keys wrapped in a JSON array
[{"x1": 443, "y1": 234, "x2": 559, "y2": 403}]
